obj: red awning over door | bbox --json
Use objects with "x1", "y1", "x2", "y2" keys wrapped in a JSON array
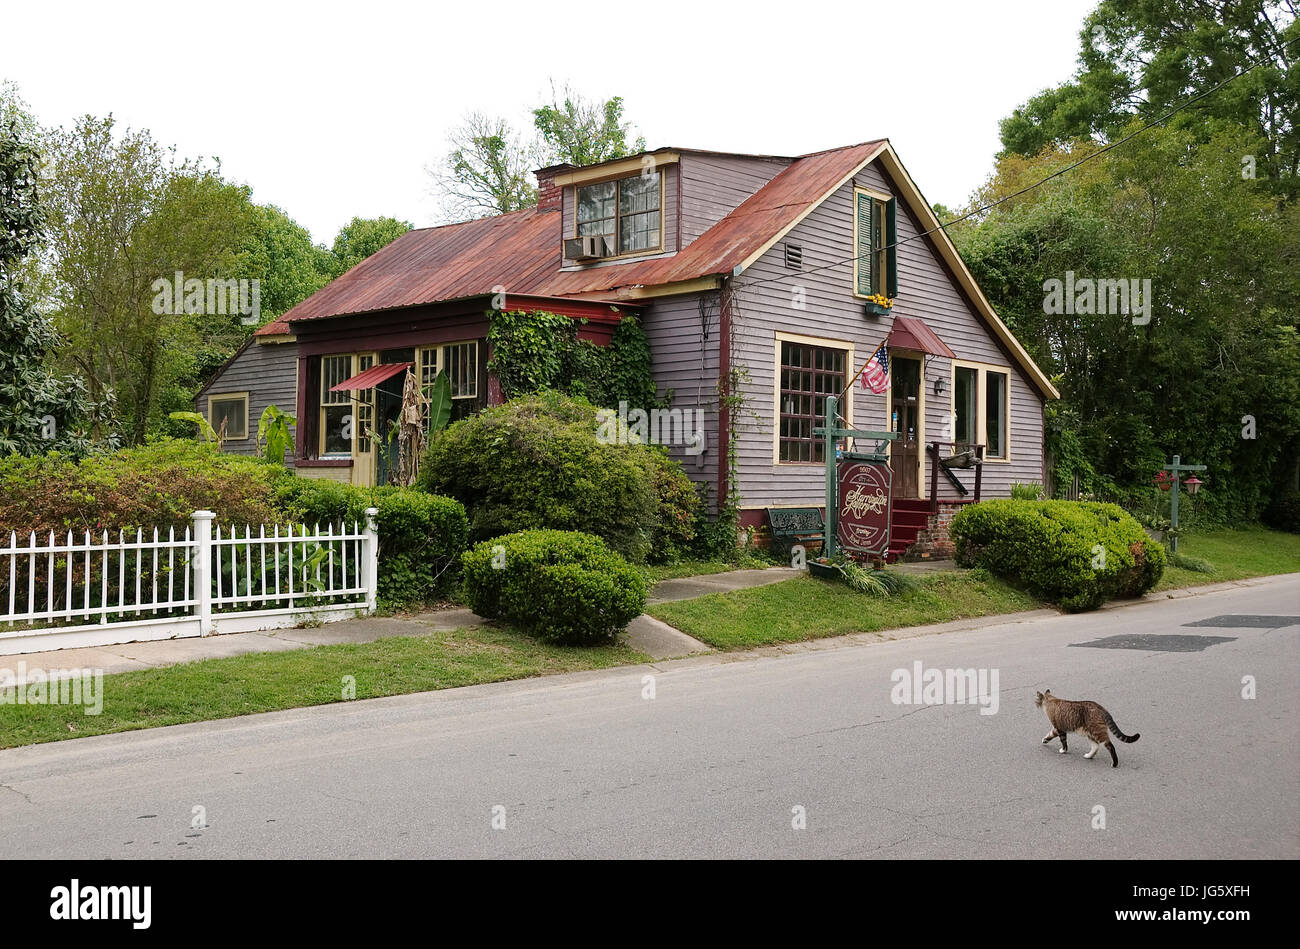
[
  {"x1": 328, "y1": 361, "x2": 414, "y2": 392},
  {"x1": 886, "y1": 316, "x2": 956, "y2": 359}
]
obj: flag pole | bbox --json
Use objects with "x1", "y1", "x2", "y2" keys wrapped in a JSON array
[{"x1": 837, "y1": 335, "x2": 890, "y2": 412}]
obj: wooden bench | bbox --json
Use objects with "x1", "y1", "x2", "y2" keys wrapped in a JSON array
[{"x1": 765, "y1": 507, "x2": 825, "y2": 561}]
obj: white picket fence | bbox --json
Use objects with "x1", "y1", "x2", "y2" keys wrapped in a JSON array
[{"x1": 0, "y1": 509, "x2": 379, "y2": 655}]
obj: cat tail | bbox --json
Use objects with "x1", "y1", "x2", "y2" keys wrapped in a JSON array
[{"x1": 1104, "y1": 710, "x2": 1139, "y2": 743}]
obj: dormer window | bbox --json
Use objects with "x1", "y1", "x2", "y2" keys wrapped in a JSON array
[{"x1": 576, "y1": 171, "x2": 662, "y2": 256}]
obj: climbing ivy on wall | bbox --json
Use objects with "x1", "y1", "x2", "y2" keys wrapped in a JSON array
[{"x1": 486, "y1": 309, "x2": 666, "y2": 410}]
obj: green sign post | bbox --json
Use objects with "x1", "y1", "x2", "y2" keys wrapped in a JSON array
[{"x1": 813, "y1": 395, "x2": 896, "y2": 558}]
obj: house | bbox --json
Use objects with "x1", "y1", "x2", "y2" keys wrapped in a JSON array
[{"x1": 198, "y1": 140, "x2": 1058, "y2": 559}]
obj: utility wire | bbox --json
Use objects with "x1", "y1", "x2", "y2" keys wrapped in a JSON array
[{"x1": 739, "y1": 31, "x2": 1300, "y2": 293}]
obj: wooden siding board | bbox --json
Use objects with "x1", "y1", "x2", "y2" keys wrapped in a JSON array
[
  {"x1": 641, "y1": 293, "x2": 720, "y2": 501},
  {"x1": 728, "y1": 165, "x2": 1044, "y2": 509},
  {"x1": 197, "y1": 339, "x2": 298, "y2": 459},
  {"x1": 678, "y1": 154, "x2": 790, "y2": 246}
]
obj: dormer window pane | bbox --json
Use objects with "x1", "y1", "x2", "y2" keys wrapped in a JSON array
[
  {"x1": 577, "y1": 181, "x2": 616, "y2": 238},
  {"x1": 618, "y1": 175, "x2": 660, "y2": 253}
]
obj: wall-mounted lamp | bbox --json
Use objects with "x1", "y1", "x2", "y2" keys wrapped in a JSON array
[{"x1": 934, "y1": 377, "x2": 948, "y2": 397}]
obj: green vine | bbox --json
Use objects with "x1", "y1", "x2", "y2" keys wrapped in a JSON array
[{"x1": 486, "y1": 309, "x2": 665, "y2": 409}]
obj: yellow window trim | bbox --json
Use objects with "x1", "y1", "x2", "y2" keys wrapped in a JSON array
[
  {"x1": 207, "y1": 391, "x2": 249, "y2": 441},
  {"x1": 950, "y1": 359, "x2": 1012, "y2": 463},
  {"x1": 418, "y1": 340, "x2": 481, "y2": 397},
  {"x1": 772, "y1": 331, "x2": 855, "y2": 467},
  {"x1": 318, "y1": 352, "x2": 377, "y2": 463},
  {"x1": 570, "y1": 170, "x2": 665, "y2": 259},
  {"x1": 552, "y1": 152, "x2": 680, "y2": 187}
]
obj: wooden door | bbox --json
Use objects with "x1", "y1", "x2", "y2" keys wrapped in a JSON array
[{"x1": 890, "y1": 356, "x2": 922, "y2": 498}]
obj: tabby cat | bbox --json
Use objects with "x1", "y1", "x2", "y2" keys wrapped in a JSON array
[{"x1": 1035, "y1": 689, "x2": 1140, "y2": 767}]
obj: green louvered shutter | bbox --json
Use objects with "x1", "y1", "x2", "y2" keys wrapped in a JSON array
[
  {"x1": 885, "y1": 197, "x2": 898, "y2": 297},
  {"x1": 856, "y1": 191, "x2": 874, "y2": 295}
]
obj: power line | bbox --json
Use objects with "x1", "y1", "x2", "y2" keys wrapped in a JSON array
[{"x1": 739, "y1": 31, "x2": 1300, "y2": 293}]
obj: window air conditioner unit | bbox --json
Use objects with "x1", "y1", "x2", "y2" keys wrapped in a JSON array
[{"x1": 565, "y1": 235, "x2": 612, "y2": 261}]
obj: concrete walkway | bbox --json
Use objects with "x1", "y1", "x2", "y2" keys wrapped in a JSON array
[{"x1": 0, "y1": 567, "x2": 805, "y2": 683}]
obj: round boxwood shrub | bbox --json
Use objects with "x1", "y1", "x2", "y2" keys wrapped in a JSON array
[
  {"x1": 461, "y1": 529, "x2": 647, "y2": 645},
  {"x1": 951, "y1": 499, "x2": 1165, "y2": 612},
  {"x1": 419, "y1": 391, "x2": 696, "y2": 564}
]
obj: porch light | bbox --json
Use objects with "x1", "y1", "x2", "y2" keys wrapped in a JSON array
[
  {"x1": 934, "y1": 377, "x2": 947, "y2": 397},
  {"x1": 1183, "y1": 475, "x2": 1203, "y2": 496}
]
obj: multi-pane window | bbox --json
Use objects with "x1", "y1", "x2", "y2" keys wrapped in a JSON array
[
  {"x1": 320, "y1": 355, "x2": 353, "y2": 457},
  {"x1": 418, "y1": 341, "x2": 481, "y2": 429},
  {"x1": 208, "y1": 394, "x2": 248, "y2": 441},
  {"x1": 575, "y1": 172, "x2": 662, "y2": 256},
  {"x1": 354, "y1": 354, "x2": 376, "y2": 454},
  {"x1": 778, "y1": 341, "x2": 847, "y2": 463}
]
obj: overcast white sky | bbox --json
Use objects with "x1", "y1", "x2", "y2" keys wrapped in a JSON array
[{"x1": 5, "y1": 0, "x2": 1096, "y2": 244}]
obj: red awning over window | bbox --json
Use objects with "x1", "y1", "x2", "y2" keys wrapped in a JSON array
[
  {"x1": 887, "y1": 316, "x2": 956, "y2": 359},
  {"x1": 328, "y1": 361, "x2": 414, "y2": 392}
]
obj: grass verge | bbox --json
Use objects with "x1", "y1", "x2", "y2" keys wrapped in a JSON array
[
  {"x1": 641, "y1": 555, "x2": 773, "y2": 582},
  {"x1": 1154, "y1": 526, "x2": 1300, "y2": 591},
  {"x1": 648, "y1": 571, "x2": 1043, "y2": 650},
  {"x1": 0, "y1": 625, "x2": 647, "y2": 749}
]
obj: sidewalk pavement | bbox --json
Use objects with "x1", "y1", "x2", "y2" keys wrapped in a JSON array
[{"x1": 0, "y1": 567, "x2": 807, "y2": 684}]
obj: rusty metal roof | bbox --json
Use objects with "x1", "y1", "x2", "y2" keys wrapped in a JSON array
[
  {"x1": 263, "y1": 140, "x2": 887, "y2": 333},
  {"x1": 329, "y1": 361, "x2": 413, "y2": 391}
]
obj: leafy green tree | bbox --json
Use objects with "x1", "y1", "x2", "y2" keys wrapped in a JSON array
[
  {"x1": 244, "y1": 204, "x2": 331, "y2": 320},
  {"x1": 998, "y1": 1, "x2": 1298, "y2": 196},
  {"x1": 42, "y1": 114, "x2": 259, "y2": 444},
  {"x1": 431, "y1": 112, "x2": 538, "y2": 220},
  {"x1": 326, "y1": 215, "x2": 412, "y2": 278},
  {"x1": 0, "y1": 118, "x2": 108, "y2": 456},
  {"x1": 957, "y1": 124, "x2": 1300, "y2": 520},
  {"x1": 533, "y1": 84, "x2": 645, "y2": 167}
]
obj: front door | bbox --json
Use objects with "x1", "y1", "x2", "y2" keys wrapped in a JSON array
[{"x1": 890, "y1": 355, "x2": 922, "y2": 498}]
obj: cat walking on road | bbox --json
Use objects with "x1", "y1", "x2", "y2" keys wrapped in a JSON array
[{"x1": 1035, "y1": 689, "x2": 1140, "y2": 767}]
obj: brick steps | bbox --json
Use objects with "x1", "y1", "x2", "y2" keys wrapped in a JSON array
[{"x1": 885, "y1": 498, "x2": 931, "y2": 564}]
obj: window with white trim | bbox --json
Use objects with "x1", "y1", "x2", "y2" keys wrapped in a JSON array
[
  {"x1": 208, "y1": 393, "x2": 248, "y2": 441},
  {"x1": 952, "y1": 363, "x2": 1010, "y2": 460}
]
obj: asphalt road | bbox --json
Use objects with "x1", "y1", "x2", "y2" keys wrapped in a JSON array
[{"x1": 1, "y1": 576, "x2": 1297, "y2": 859}]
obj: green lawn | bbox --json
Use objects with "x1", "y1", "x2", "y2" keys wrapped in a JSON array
[
  {"x1": 1156, "y1": 526, "x2": 1300, "y2": 591},
  {"x1": 648, "y1": 571, "x2": 1043, "y2": 650},
  {"x1": 641, "y1": 555, "x2": 774, "y2": 582},
  {"x1": 0, "y1": 626, "x2": 648, "y2": 749}
]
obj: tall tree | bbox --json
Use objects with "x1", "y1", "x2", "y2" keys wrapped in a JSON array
[
  {"x1": 999, "y1": 1, "x2": 1298, "y2": 195},
  {"x1": 532, "y1": 84, "x2": 645, "y2": 166},
  {"x1": 430, "y1": 112, "x2": 538, "y2": 221},
  {"x1": 0, "y1": 118, "x2": 107, "y2": 456},
  {"x1": 42, "y1": 115, "x2": 258, "y2": 444},
  {"x1": 430, "y1": 88, "x2": 645, "y2": 222},
  {"x1": 327, "y1": 215, "x2": 413, "y2": 278}
]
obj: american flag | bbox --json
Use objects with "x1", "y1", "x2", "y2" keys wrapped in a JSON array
[{"x1": 860, "y1": 344, "x2": 890, "y2": 393}]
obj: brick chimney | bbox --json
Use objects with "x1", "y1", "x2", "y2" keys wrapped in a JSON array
[{"x1": 536, "y1": 167, "x2": 564, "y2": 212}]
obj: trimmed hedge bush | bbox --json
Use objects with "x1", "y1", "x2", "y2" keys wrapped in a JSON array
[
  {"x1": 950, "y1": 499, "x2": 1165, "y2": 612},
  {"x1": 0, "y1": 439, "x2": 289, "y2": 534},
  {"x1": 419, "y1": 391, "x2": 697, "y2": 563},
  {"x1": 461, "y1": 530, "x2": 647, "y2": 645},
  {"x1": 272, "y1": 477, "x2": 468, "y2": 608}
]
